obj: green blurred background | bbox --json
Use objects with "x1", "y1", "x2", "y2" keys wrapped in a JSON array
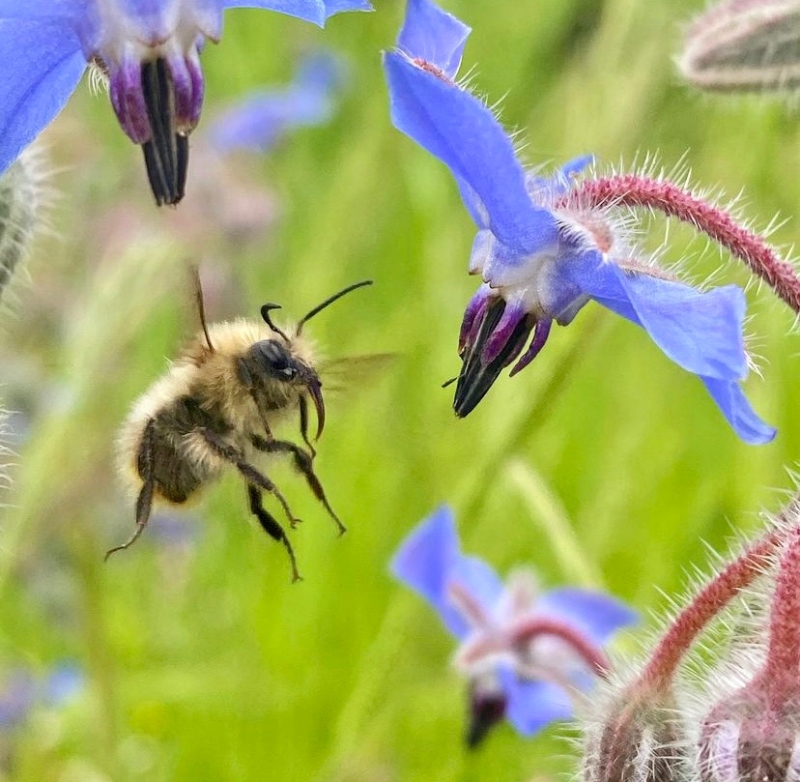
[{"x1": 0, "y1": 0, "x2": 798, "y2": 779}]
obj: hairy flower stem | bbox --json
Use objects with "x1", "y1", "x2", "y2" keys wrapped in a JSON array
[
  {"x1": 637, "y1": 522, "x2": 787, "y2": 695},
  {"x1": 565, "y1": 175, "x2": 800, "y2": 315},
  {"x1": 762, "y1": 520, "x2": 800, "y2": 685}
]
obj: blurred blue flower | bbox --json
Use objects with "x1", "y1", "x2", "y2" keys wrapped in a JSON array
[
  {"x1": 41, "y1": 663, "x2": 84, "y2": 707},
  {"x1": 210, "y1": 51, "x2": 346, "y2": 153},
  {"x1": 383, "y1": 0, "x2": 775, "y2": 445},
  {"x1": 0, "y1": 662, "x2": 83, "y2": 730},
  {"x1": 0, "y1": 0, "x2": 372, "y2": 205},
  {"x1": 0, "y1": 670, "x2": 36, "y2": 729},
  {"x1": 390, "y1": 506, "x2": 636, "y2": 746},
  {"x1": 149, "y1": 511, "x2": 201, "y2": 547}
]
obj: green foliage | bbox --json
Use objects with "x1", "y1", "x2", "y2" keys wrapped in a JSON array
[{"x1": 0, "y1": 0, "x2": 798, "y2": 780}]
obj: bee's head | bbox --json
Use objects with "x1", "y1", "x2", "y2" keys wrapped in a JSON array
[
  {"x1": 246, "y1": 280, "x2": 373, "y2": 440},
  {"x1": 241, "y1": 334, "x2": 326, "y2": 438}
]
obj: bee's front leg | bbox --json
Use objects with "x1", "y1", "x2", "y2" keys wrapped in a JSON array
[
  {"x1": 250, "y1": 434, "x2": 345, "y2": 536},
  {"x1": 298, "y1": 395, "x2": 317, "y2": 460}
]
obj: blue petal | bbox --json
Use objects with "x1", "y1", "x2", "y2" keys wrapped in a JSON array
[
  {"x1": 390, "y1": 506, "x2": 502, "y2": 639},
  {"x1": 317, "y1": 0, "x2": 372, "y2": 14},
  {"x1": 397, "y1": 0, "x2": 471, "y2": 79},
  {"x1": 566, "y1": 251, "x2": 775, "y2": 443},
  {"x1": 210, "y1": 54, "x2": 340, "y2": 153},
  {"x1": 42, "y1": 664, "x2": 84, "y2": 706},
  {"x1": 0, "y1": 20, "x2": 85, "y2": 176},
  {"x1": 526, "y1": 155, "x2": 594, "y2": 199},
  {"x1": 384, "y1": 51, "x2": 559, "y2": 256},
  {"x1": 390, "y1": 506, "x2": 466, "y2": 637},
  {"x1": 295, "y1": 50, "x2": 346, "y2": 92},
  {"x1": 449, "y1": 554, "x2": 504, "y2": 615},
  {"x1": 0, "y1": 670, "x2": 36, "y2": 728},
  {"x1": 536, "y1": 588, "x2": 637, "y2": 644},
  {"x1": 568, "y1": 252, "x2": 748, "y2": 380},
  {"x1": 0, "y1": 1, "x2": 80, "y2": 20},
  {"x1": 223, "y1": 0, "x2": 371, "y2": 25},
  {"x1": 701, "y1": 376, "x2": 777, "y2": 445},
  {"x1": 497, "y1": 667, "x2": 574, "y2": 736}
]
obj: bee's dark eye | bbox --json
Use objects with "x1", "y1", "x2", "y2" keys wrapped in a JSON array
[{"x1": 253, "y1": 340, "x2": 297, "y2": 379}]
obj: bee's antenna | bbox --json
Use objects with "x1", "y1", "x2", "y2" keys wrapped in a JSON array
[
  {"x1": 260, "y1": 304, "x2": 291, "y2": 342},
  {"x1": 192, "y1": 266, "x2": 215, "y2": 352},
  {"x1": 441, "y1": 376, "x2": 457, "y2": 389},
  {"x1": 296, "y1": 280, "x2": 373, "y2": 335}
]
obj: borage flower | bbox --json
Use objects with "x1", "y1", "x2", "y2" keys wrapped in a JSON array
[
  {"x1": 210, "y1": 50, "x2": 345, "y2": 152},
  {"x1": 0, "y1": 0, "x2": 371, "y2": 206},
  {"x1": 390, "y1": 506, "x2": 636, "y2": 746},
  {"x1": 383, "y1": 0, "x2": 791, "y2": 445}
]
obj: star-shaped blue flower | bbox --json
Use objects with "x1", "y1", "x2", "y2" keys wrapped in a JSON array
[
  {"x1": 383, "y1": 0, "x2": 776, "y2": 445},
  {"x1": 0, "y1": 0, "x2": 371, "y2": 205},
  {"x1": 391, "y1": 506, "x2": 636, "y2": 746}
]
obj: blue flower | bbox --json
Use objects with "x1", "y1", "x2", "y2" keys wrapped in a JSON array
[
  {"x1": 210, "y1": 50, "x2": 346, "y2": 152},
  {"x1": 383, "y1": 0, "x2": 776, "y2": 445},
  {"x1": 0, "y1": 670, "x2": 36, "y2": 729},
  {"x1": 390, "y1": 506, "x2": 636, "y2": 746},
  {"x1": 0, "y1": 0, "x2": 372, "y2": 206},
  {"x1": 0, "y1": 662, "x2": 83, "y2": 730}
]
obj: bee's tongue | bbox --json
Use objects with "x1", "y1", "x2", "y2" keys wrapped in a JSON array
[{"x1": 307, "y1": 380, "x2": 325, "y2": 440}]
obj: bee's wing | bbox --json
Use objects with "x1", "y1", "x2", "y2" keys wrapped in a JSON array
[{"x1": 318, "y1": 353, "x2": 396, "y2": 395}]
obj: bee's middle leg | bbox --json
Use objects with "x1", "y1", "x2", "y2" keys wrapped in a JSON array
[
  {"x1": 198, "y1": 427, "x2": 301, "y2": 527},
  {"x1": 251, "y1": 434, "x2": 345, "y2": 535},
  {"x1": 246, "y1": 484, "x2": 301, "y2": 583}
]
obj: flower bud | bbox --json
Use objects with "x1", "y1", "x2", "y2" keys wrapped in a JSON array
[
  {"x1": 679, "y1": 0, "x2": 800, "y2": 95},
  {"x1": 0, "y1": 150, "x2": 44, "y2": 303},
  {"x1": 585, "y1": 693, "x2": 688, "y2": 782},
  {"x1": 700, "y1": 510, "x2": 800, "y2": 782},
  {"x1": 699, "y1": 684, "x2": 800, "y2": 782}
]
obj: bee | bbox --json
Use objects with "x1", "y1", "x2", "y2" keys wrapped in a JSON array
[{"x1": 109, "y1": 270, "x2": 372, "y2": 581}]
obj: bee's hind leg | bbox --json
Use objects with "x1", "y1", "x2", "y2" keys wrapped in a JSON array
[
  {"x1": 247, "y1": 484, "x2": 301, "y2": 583},
  {"x1": 251, "y1": 435, "x2": 345, "y2": 536},
  {"x1": 198, "y1": 427, "x2": 302, "y2": 528},
  {"x1": 106, "y1": 420, "x2": 156, "y2": 561}
]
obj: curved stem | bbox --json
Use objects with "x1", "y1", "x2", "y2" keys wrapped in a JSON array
[
  {"x1": 764, "y1": 522, "x2": 800, "y2": 682},
  {"x1": 565, "y1": 175, "x2": 800, "y2": 315},
  {"x1": 638, "y1": 518, "x2": 788, "y2": 694}
]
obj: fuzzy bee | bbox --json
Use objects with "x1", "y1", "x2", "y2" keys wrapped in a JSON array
[{"x1": 110, "y1": 271, "x2": 372, "y2": 581}]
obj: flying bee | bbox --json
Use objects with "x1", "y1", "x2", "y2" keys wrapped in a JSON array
[{"x1": 110, "y1": 270, "x2": 372, "y2": 581}]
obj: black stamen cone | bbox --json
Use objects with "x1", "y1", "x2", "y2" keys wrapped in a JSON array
[
  {"x1": 453, "y1": 298, "x2": 532, "y2": 418},
  {"x1": 141, "y1": 59, "x2": 188, "y2": 206},
  {"x1": 466, "y1": 690, "x2": 506, "y2": 749}
]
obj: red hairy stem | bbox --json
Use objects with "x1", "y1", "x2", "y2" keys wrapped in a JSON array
[
  {"x1": 638, "y1": 524, "x2": 783, "y2": 694},
  {"x1": 508, "y1": 616, "x2": 611, "y2": 675},
  {"x1": 566, "y1": 175, "x2": 800, "y2": 315},
  {"x1": 763, "y1": 521, "x2": 800, "y2": 684},
  {"x1": 457, "y1": 616, "x2": 610, "y2": 676}
]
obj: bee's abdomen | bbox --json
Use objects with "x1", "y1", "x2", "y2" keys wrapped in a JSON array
[{"x1": 141, "y1": 396, "x2": 231, "y2": 504}]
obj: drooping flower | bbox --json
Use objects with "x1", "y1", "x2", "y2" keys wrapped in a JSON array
[
  {"x1": 210, "y1": 50, "x2": 346, "y2": 152},
  {"x1": 390, "y1": 506, "x2": 636, "y2": 746},
  {"x1": 0, "y1": 0, "x2": 372, "y2": 206},
  {"x1": 383, "y1": 0, "x2": 785, "y2": 445}
]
